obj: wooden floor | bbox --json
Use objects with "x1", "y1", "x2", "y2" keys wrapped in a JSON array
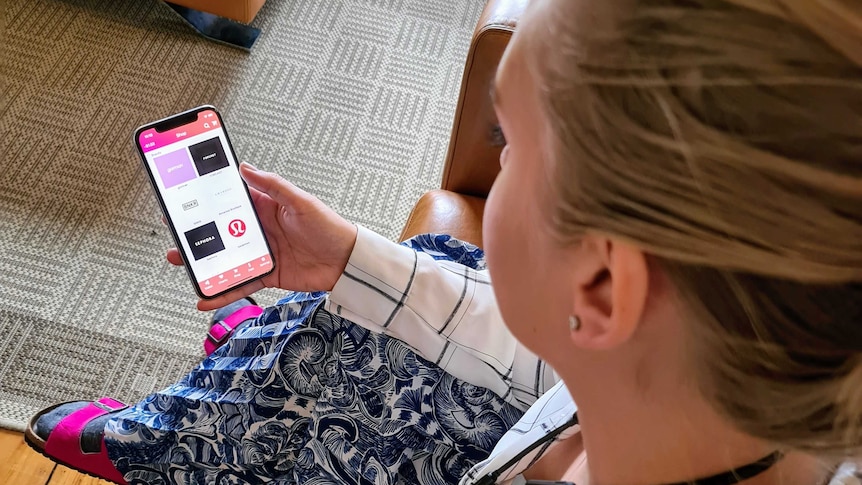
[{"x1": 0, "y1": 429, "x2": 110, "y2": 485}]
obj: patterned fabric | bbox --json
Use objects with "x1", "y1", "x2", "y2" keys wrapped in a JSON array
[
  {"x1": 325, "y1": 227, "x2": 558, "y2": 412},
  {"x1": 402, "y1": 234, "x2": 487, "y2": 270},
  {"x1": 104, "y1": 235, "x2": 523, "y2": 485}
]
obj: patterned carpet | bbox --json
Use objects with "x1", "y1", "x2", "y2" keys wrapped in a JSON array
[{"x1": 0, "y1": 0, "x2": 485, "y2": 431}]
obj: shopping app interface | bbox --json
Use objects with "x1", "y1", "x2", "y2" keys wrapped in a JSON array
[{"x1": 139, "y1": 109, "x2": 271, "y2": 296}]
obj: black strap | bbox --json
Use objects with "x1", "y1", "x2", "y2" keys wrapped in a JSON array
[
  {"x1": 476, "y1": 413, "x2": 580, "y2": 485},
  {"x1": 665, "y1": 450, "x2": 785, "y2": 485},
  {"x1": 484, "y1": 407, "x2": 782, "y2": 485},
  {"x1": 524, "y1": 450, "x2": 783, "y2": 485}
]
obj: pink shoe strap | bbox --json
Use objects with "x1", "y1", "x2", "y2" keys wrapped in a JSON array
[
  {"x1": 204, "y1": 305, "x2": 263, "y2": 355},
  {"x1": 44, "y1": 397, "x2": 128, "y2": 484}
]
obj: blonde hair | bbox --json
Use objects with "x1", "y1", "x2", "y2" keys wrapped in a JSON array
[{"x1": 530, "y1": 0, "x2": 862, "y2": 458}]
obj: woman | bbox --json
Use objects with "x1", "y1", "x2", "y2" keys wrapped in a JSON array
[{"x1": 26, "y1": 0, "x2": 862, "y2": 483}]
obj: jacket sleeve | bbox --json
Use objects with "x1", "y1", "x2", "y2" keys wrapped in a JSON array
[{"x1": 325, "y1": 226, "x2": 558, "y2": 410}]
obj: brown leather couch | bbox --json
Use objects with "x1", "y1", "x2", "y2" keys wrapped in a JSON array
[
  {"x1": 400, "y1": 0, "x2": 527, "y2": 248},
  {"x1": 169, "y1": 0, "x2": 266, "y2": 24}
]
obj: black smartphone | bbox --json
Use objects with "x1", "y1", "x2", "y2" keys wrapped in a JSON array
[{"x1": 134, "y1": 105, "x2": 275, "y2": 299}]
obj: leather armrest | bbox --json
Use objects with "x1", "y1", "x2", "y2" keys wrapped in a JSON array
[
  {"x1": 399, "y1": 190, "x2": 487, "y2": 248},
  {"x1": 441, "y1": 0, "x2": 527, "y2": 197},
  {"x1": 167, "y1": 0, "x2": 266, "y2": 24}
]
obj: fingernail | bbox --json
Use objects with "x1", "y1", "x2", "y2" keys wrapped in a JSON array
[{"x1": 242, "y1": 162, "x2": 258, "y2": 171}]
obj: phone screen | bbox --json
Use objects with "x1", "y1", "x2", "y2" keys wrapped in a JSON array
[{"x1": 135, "y1": 107, "x2": 273, "y2": 298}]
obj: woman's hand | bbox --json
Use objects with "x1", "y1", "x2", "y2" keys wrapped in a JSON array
[{"x1": 166, "y1": 163, "x2": 358, "y2": 311}]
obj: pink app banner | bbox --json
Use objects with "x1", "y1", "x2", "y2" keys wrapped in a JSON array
[{"x1": 139, "y1": 109, "x2": 221, "y2": 153}]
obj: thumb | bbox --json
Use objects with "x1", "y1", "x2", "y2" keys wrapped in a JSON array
[{"x1": 240, "y1": 163, "x2": 302, "y2": 206}]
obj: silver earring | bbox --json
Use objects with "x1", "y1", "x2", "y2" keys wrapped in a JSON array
[{"x1": 568, "y1": 315, "x2": 581, "y2": 332}]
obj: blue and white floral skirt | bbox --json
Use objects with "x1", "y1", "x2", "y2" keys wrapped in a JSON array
[{"x1": 104, "y1": 235, "x2": 523, "y2": 485}]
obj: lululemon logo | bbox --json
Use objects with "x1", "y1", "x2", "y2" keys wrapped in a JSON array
[{"x1": 228, "y1": 219, "x2": 246, "y2": 237}]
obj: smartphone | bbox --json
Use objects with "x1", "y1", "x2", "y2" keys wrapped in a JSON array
[{"x1": 134, "y1": 105, "x2": 275, "y2": 299}]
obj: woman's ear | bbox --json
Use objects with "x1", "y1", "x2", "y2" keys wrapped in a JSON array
[{"x1": 570, "y1": 235, "x2": 649, "y2": 350}]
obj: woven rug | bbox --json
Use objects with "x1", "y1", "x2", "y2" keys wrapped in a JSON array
[{"x1": 0, "y1": 0, "x2": 485, "y2": 431}]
